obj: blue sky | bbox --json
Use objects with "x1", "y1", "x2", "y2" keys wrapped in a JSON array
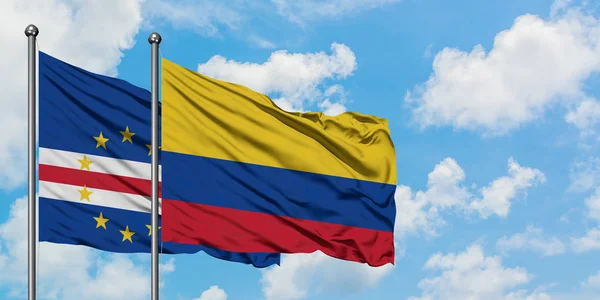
[{"x1": 1, "y1": 0, "x2": 600, "y2": 299}]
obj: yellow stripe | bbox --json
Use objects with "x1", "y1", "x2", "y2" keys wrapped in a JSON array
[{"x1": 161, "y1": 58, "x2": 396, "y2": 185}]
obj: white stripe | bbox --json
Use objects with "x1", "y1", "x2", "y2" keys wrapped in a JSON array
[
  {"x1": 39, "y1": 147, "x2": 162, "y2": 180},
  {"x1": 39, "y1": 180, "x2": 162, "y2": 214}
]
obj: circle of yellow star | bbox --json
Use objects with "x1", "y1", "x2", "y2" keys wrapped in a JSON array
[
  {"x1": 94, "y1": 131, "x2": 109, "y2": 149},
  {"x1": 120, "y1": 226, "x2": 135, "y2": 243},
  {"x1": 120, "y1": 126, "x2": 135, "y2": 143},
  {"x1": 77, "y1": 155, "x2": 93, "y2": 171},
  {"x1": 77, "y1": 185, "x2": 93, "y2": 202},
  {"x1": 145, "y1": 224, "x2": 162, "y2": 236},
  {"x1": 93, "y1": 212, "x2": 109, "y2": 229}
]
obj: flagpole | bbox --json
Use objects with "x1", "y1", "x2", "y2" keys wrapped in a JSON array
[
  {"x1": 25, "y1": 24, "x2": 39, "y2": 300},
  {"x1": 148, "y1": 32, "x2": 162, "y2": 300}
]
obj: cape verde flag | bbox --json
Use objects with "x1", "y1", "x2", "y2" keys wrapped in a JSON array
[{"x1": 37, "y1": 51, "x2": 279, "y2": 268}]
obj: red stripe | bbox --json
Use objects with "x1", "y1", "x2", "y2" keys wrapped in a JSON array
[
  {"x1": 39, "y1": 164, "x2": 162, "y2": 197},
  {"x1": 162, "y1": 199, "x2": 395, "y2": 267}
]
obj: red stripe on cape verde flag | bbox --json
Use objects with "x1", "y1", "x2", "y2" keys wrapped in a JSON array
[
  {"x1": 39, "y1": 164, "x2": 162, "y2": 197},
  {"x1": 39, "y1": 147, "x2": 162, "y2": 214},
  {"x1": 39, "y1": 147, "x2": 162, "y2": 180}
]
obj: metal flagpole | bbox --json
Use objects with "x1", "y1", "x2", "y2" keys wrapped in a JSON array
[
  {"x1": 148, "y1": 32, "x2": 162, "y2": 300},
  {"x1": 25, "y1": 24, "x2": 39, "y2": 300}
]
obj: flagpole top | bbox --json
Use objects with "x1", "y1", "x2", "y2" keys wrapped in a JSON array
[
  {"x1": 148, "y1": 32, "x2": 162, "y2": 44},
  {"x1": 24, "y1": 24, "x2": 39, "y2": 37}
]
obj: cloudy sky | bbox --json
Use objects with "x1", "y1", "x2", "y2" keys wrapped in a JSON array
[{"x1": 1, "y1": 0, "x2": 600, "y2": 299}]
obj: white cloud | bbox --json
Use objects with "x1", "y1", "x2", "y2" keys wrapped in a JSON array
[
  {"x1": 0, "y1": 0, "x2": 144, "y2": 189},
  {"x1": 469, "y1": 158, "x2": 546, "y2": 218},
  {"x1": 160, "y1": 257, "x2": 176, "y2": 273},
  {"x1": 394, "y1": 185, "x2": 445, "y2": 239},
  {"x1": 424, "y1": 44, "x2": 434, "y2": 58},
  {"x1": 409, "y1": 244, "x2": 550, "y2": 300},
  {"x1": 143, "y1": 1, "x2": 399, "y2": 46},
  {"x1": 565, "y1": 98, "x2": 600, "y2": 137},
  {"x1": 272, "y1": 0, "x2": 401, "y2": 24},
  {"x1": 550, "y1": 0, "x2": 573, "y2": 17},
  {"x1": 260, "y1": 252, "x2": 394, "y2": 300},
  {"x1": 396, "y1": 157, "x2": 544, "y2": 238},
  {"x1": 571, "y1": 188, "x2": 600, "y2": 253},
  {"x1": 571, "y1": 228, "x2": 600, "y2": 253},
  {"x1": 585, "y1": 188, "x2": 600, "y2": 222},
  {"x1": 496, "y1": 225, "x2": 566, "y2": 257},
  {"x1": 317, "y1": 85, "x2": 349, "y2": 116},
  {"x1": 143, "y1": 0, "x2": 244, "y2": 37},
  {"x1": 394, "y1": 158, "x2": 468, "y2": 239},
  {"x1": 72, "y1": 255, "x2": 150, "y2": 300},
  {"x1": 504, "y1": 289, "x2": 553, "y2": 300},
  {"x1": 420, "y1": 157, "x2": 471, "y2": 209},
  {"x1": 582, "y1": 271, "x2": 600, "y2": 289},
  {"x1": 194, "y1": 285, "x2": 228, "y2": 300},
  {"x1": 406, "y1": 2, "x2": 600, "y2": 135},
  {"x1": 248, "y1": 35, "x2": 277, "y2": 49},
  {"x1": 0, "y1": 197, "x2": 175, "y2": 299},
  {"x1": 318, "y1": 99, "x2": 347, "y2": 116},
  {"x1": 197, "y1": 43, "x2": 356, "y2": 114},
  {"x1": 569, "y1": 157, "x2": 600, "y2": 192}
]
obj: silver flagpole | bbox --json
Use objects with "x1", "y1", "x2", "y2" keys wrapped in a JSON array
[
  {"x1": 25, "y1": 24, "x2": 39, "y2": 300},
  {"x1": 148, "y1": 32, "x2": 162, "y2": 300}
]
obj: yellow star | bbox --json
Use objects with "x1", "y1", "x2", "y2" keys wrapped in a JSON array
[
  {"x1": 77, "y1": 155, "x2": 93, "y2": 171},
  {"x1": 119, "y1": 126, "x2": 135, "y2": 143},
  {"x1": 145, "y1": 224, "x2": 162, "y2": 236},
  {"x1": 93, "y1": 212, "x2": 109, "y2": 229},
  {"x1": 145, "y1": 144, "x2": 162, "y2": 156},
  {"x1": 77, "y1": 185, "x2": 93, "y2": 202},
  {"x1": 93, "y1": 131, "x2": 109, "y2": 149},
  {"x1": 120, "y1": 226, "x2": 135, "y2": 243}
]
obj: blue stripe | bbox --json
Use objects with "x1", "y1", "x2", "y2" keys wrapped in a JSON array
[
  {"x1": 39, "y1": 51, "x2": 161, "y2": 164},
  {"x1": 162, "y1": 151, "x2": 397, "y2": 232},
  {"x1": 39, "y1": 197, "x2": 280, "y2": 268}
]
